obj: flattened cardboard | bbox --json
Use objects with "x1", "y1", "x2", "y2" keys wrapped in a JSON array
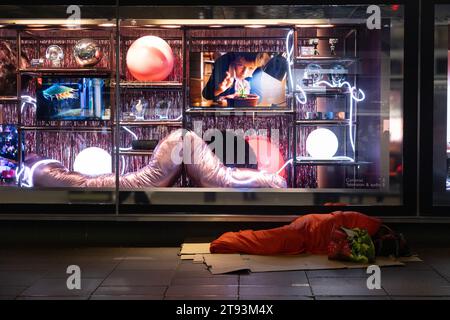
[
  {"x1": 180, "y1": 243, "x2": 211, "y2": 255},
  {"x1": 180, "y1": 254, "x2": 196, "y2": 260},
  {"x1": 203, "y1": 254, "x2": 250, "y2": 274},
  {"x1": 202, "y1": 253, "x2": 406, "y2": 274},
  {"x1": 180, "y1": 243, "x2": 412, "y2": 274}
]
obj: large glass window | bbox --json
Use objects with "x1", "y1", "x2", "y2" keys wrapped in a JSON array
[
  {"x1": 117, "y1": 5, "x2": 405, "y2": 212},
  {"x1": 432, "y1": 4, "x2": 450, "y2": 206},
  {"x1": 0, "y1": 4, "x2": 407, "y2": 214}
]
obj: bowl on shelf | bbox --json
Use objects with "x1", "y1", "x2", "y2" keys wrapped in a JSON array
[{"x1": 226, "y1": 94, "x2": 259, "y2": 108}]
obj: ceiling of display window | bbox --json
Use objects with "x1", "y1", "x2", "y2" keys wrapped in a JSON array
[{"x1": 0, "y1": 5, "x2": 403, "y2": 27}]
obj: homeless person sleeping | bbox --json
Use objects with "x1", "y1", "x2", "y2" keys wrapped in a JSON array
[{"x1": 210, "y1": 211, "x2": 411, "y2": 263}]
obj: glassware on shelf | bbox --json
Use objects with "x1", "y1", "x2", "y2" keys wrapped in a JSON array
[
  {"x1": 45, "y1": 45, "x2": 64, "y2": 67},
  {"x1": 155, "y1": 100, "x2": 172, "y2": 120},
  {"x1": 30, "y1": 58, "x2": 44, "y2": 68},
  {"x1": 122, "y1": 111, "x2": 136, "y2": 121},
  {"x1": 300, "y1": 39, "x2": 315, "y2": 56},
  {"x1": 305, "y1": 63, "x2": 323, "y2": 86},
  {"x1": 308, "y1": 38, "x2": 320, "y2": 56},
  {"x1": 329, "y1": 38, "x2": 338, "y2": 56},
  {"x1": 131, "y1": 98, "x2": 148, "y2": 120},
  {"x1": 102, "y1": 108, "x2": 111, "y2": 120},
  {"x1": 329, "y1": 64, "x2": 347, "y2": 85}
]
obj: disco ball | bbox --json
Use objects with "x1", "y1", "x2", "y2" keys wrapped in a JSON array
[
  {"x1": 73, "y1": 39, "x2": 103, "y2": 67},
  {"x1": 126, "y1": 36, "x2": 174, "y2": 81}
]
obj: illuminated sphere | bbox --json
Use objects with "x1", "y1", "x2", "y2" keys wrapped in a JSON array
[
  {"x1": 246, "y1": 135, "x2": 286, "y2": 178},
  {"x1": 73, "y1": 38, "x2": 103, "y2": 67},
  {"x1": 126, "y1": 36, "x2": 174, "y2": 81},
  {"x1": 73, "y1": 147, "x2": 112, "y2": 176},
  {"x1": 306, "y1": 128, "x2": 338, "y2": 159}
]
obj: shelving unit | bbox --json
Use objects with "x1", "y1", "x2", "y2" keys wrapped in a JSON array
[
  {"x1": 292, "y1": 26, "x2": 367, "y2": 188},
  {"x1": 9, "y1": 27, "x2": 117, "y2": 186}
]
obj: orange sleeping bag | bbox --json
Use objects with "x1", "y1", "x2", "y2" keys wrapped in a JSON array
[{"x1": 210, "y1": 211, "x2": 382, "y2": 255}]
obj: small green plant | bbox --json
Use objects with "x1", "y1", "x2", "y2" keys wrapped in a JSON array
[
  {"x1": 236, "y1": 80, "x2": 248, "y2": 98},
  {"x1": 237, "y1": 87, "x2": 247, "y2": 98}
]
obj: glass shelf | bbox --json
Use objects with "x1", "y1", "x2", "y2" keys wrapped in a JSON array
[
  {"x1": 0, "y1": 96, "x2": 20, "y2": 103},
  {"x1": 119, "y1": 120, "x2": 183, "y2": 127},
  {"x1": 186, "y1": 106, "x2": 294, "y2": 116},
  {"x1": 295, "y1": 119, "x2": 352, "y2": 126},
  {"x1": 19, "y1": 68, "x2": 112, "y2": 75},
  {"x1": 294, "y1": 56, "x2": 358, "y2": 68},
  {"x1": 113, "y1": 81, "x2": 183, "y2": 89},
  {"x1": 295, "y1": 87, "x2": 349, "y2": 96},
  {"x1": 294, "y1": 157, "x2": 370, "y2": 166},
  {"x1": 118, "y1": 150, "x2": 154, "y2": 156},
  {"x1": 20, "y1": 126, "x2": 112, "y2": 132}
]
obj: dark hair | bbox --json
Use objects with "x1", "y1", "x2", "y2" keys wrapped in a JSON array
[
  {"x1": 229, "y1": 52, "x2": 270, "y2": 68},
  {"x1": 372, "y1": 224, "x2": 412, "y2": 257}
]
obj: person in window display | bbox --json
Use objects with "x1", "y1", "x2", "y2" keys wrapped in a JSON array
[
  {"x1": 202, "y1": 52, "x2": 270, "y2": 102},
  {"x1": 22, "y1": 129, "x2": 286, "y2": 189}
]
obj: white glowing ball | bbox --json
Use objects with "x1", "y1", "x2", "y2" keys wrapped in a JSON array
[
  {"x1": 73, "y1": 147, "x2": 112, "y2": 176},
  {"x1": 306, "y1": 128, "x2": 338, "y2": 159}
]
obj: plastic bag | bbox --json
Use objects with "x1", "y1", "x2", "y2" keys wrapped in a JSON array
[{"x1": 328, "y1": 226, "x2": 375, "y2": 264}]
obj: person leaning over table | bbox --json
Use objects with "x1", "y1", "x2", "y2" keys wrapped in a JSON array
[{"x1": 201, "y1": 52, "x2": 270, "y2": 102}]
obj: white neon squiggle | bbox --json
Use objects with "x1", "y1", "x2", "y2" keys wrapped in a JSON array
[
  {"x1": 286, "y1": 30, "x2": 307, "y2": 105},
  {"x1": 20, "y1": 95, "x2": 37, "y2": 113},
  {"x1": 312, "y1": 80, "x2": 365, "y2": 153},
  {"x1": 120, "y1": 155, "x2": 126, "y2": 175},
  {"x1": 15, "y1": 166, "x2": 25, "y2": 185},
  {"x1": 276, "y1": 159, "x2": 293, "y2": 176},
  {"x1": 122, "y1": 126, "x2": 138, "y2": 140}
]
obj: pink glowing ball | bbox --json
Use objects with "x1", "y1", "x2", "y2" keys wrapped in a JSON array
[{"x1": 126, "y1": 36, "x2": 174, "y2": 81}]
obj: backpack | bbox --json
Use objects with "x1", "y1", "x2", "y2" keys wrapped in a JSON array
[{"x1": 373, "y1": 224, "x2": 411, "y2": 258}]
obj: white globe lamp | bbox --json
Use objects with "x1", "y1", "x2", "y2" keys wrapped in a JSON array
[
  {"x1": 73, "y1": 147, "x2": 112, "y2": 176},
  {"x1": 306, "y1": 128, "x2": 338, "y2": 159}
]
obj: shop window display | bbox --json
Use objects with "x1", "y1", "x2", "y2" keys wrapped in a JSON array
[{"x1": 0, "y1": 5, "x2": 406, "y2": 210}]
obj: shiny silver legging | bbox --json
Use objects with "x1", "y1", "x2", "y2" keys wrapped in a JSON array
[{"x1": 24, "y1": 129, "x2": 287, "y2": 189}]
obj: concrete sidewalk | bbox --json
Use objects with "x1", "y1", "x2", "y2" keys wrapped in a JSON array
[{"x1": 0, "y1": 246, "x2": 449, "y2": 300}]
